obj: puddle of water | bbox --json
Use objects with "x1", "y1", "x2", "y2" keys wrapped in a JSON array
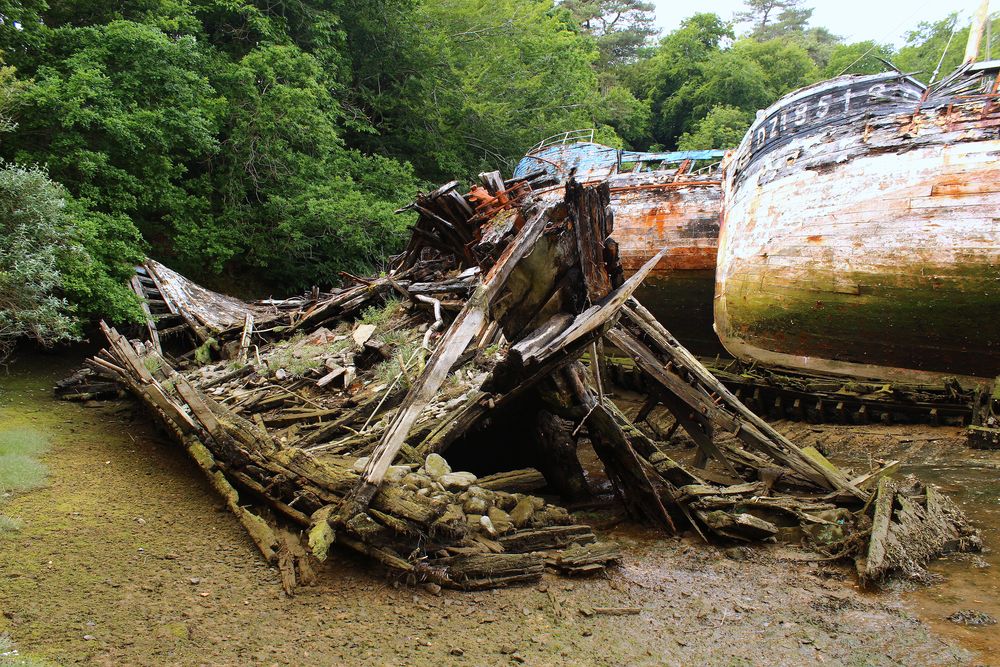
[
  {"x1": 896, "y1": 461, "x2": 1000, "y2": 659},
  {"x1": 633, "y1": 270, "x2": 727, "y2": 357}
]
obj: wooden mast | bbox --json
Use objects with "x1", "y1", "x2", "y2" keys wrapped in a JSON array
[{"x1": 965, "y1": 0, "x2": 991, "y2": 64}]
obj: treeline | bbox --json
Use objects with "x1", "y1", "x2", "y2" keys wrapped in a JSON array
[{"x1": 0, "y1": 0, "x2": 989, "y2": 358}]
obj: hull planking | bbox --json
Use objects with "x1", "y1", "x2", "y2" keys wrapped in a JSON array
[{"x1": 717, "y1": 67, "x2": 1000, "y2": 382}]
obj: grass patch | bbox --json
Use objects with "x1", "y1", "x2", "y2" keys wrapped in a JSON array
[
  {"x1": 267, "y1": 342, "x2": 325, "y2": 377},
  {"x1": 0, "y1": 634, "x2": 57, "y2": 667},
  {"x1": 361, "y1": 298, "x2": 402, "y2": 327},
  {"x1": 372, "y1": 340, "x2": 423, "y2": 390},
  {"x1": 0, "y1": 428, "x2": 50, "y2": 538},
  {"x1": 0, "y1": 514, "x2": 22, "y2": 534},
  {"x1": 0, "y1": 455, "x2": 46, "y2": 494},
  {"x1": 0, "y1": 429, "x2": 48, "y2": 458}
]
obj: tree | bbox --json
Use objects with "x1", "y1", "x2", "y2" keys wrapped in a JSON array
[
  {"x1": 595, "y1": 85, "x2": 651, "y2": 148},
  {"x1": 677, "y1": 105, "x2": 753, "y2": 149},
  {"x1": 206, "y1": 44, "x2": 417, "y2": 288},
  {"x1": 824, "y1": 41, "x2": 894, "y2": 77},
  {"x1": 731, "y1": 38, "x2": 818, "y2": 96},
  {"x1": 634, "y1": 13, "x2": 733, "y2": 148},
  {"x1": 735, "y1": 0, "x2": 808, "y2": 40},
  {"x1": 7, "y1": 21, "x2": 220, "y2": 251},
  {"x1": 0, "y1": 58, "x2": 141, "y2": 347},
  {"x1": 893, "y1": 13, "x2": 1000, "y2": 80},
  {"x1": 562, "y1": 0, "x2": 657, "y2": 67},
  {"x1": 359, "y1": 0, "x2": 609, "y2": 180},
  {"x1": 0, "y1": 163, "x2": 77, "y2": 362},
  {"x1": 0, "y1": 162, "x2": 143, "y2": 362}
]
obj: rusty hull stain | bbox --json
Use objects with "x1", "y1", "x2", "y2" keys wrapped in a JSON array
[{"x1": 514, "y1": 139, "x2": 726, "y2": 273}]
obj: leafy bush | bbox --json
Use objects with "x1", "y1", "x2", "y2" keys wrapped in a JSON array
[{"x1": 0, "y1": 162, "x2": 142, "y2": 361}]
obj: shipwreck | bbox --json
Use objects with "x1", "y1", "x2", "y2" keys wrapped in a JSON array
[
  {"x1": 514, "y1": 130, "x2": 725, "y2": 274},
  {"x1": 514, "y1": 131, "x2": 726, "y2": 353},
  {"x1": 716, "y1": 7, "x2": 1000, "y2": 384},
  {"x1": 59, "y1": 167, "x2": 980, "y2": 593}
]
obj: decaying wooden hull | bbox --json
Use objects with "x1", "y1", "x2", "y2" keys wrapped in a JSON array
[
  {"x1": 717, "y1": 68, "x2": 1000, "y2": 382},
  {"x1": 607, "y1": 171, "x2": 721, "y2": 272},
  {"x1": 514, "y1": 137, "x2": 724, "y2": 272}
]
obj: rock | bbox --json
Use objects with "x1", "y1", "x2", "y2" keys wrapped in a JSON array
[
  {"x1": 275, "y1": 368, "x2": 287, "y2": 380},
  {"x1": 385, "y1": 466, "x2": 410, "y2": 482},
  {"x1": 424, "y1": 453, "x2": 451, "y2": 480},
  {"x1": 450, "y1": 648, "x2": 464, "y2": 656},
  {"x1": 189, "y1": 577, "x2": 201, "y2": 585},
  {"x1": 440, "y1": 471, "x2": 477, "y2": 491},
  {"x1": 487, "y1": 506, "x2": 514, "y2": 534},
  {"x1": 352, "y1": 456, "x2": 370, "y2": 473},
  {"x1": 403, "y1": 473, "x2": 429, "y2": 489},
  {"x1": 432, "y1": 504, "x2": 467, "y2": 538},
  {"x1": 423, "y1": 582, "x2": 442, "y2": 596},
  {"x1": 466, "y1": 514, "x2": 483, "y2": 530},
  {"x1": 352, "y1": 324, "x2": 376, "y2": 346},
  {"x1": 467, "y1": 485, "x2": 496, "y2": 503},
  {"x1": 509, "y1": 497, "x2": 535, "y2": 528},
  {"x1": 479, "y1": 514, "x2": 497, "y2": 537},
  {"x1": 463, "y1": 496, "x2": 488, "y2": 515},
  {"x1": 947, "y1": 609, "x2": 997, "y2": 626},
  {"x1": 723, "y1": 547, "x2": 748, "y2": 561},
  {"x1": 83, "y1": 635, "x2": 95, "y2": 641},
  {"x1": 494, "y1": 491, "x2": 518, "y2": 511}
]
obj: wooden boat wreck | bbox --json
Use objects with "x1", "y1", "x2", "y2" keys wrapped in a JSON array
[
  {"x1": 62, "y1": 170, "x2": 980, "y2": 592},
  {"x1": 716, "y1": 15, "x2": 1000, "y2": 384},
  {"x1": 515, "y1": 131, "x2": 726, "y2": 353},
  {"x1": 514, "y1": 131, "x2": 725, "y2": 273}
]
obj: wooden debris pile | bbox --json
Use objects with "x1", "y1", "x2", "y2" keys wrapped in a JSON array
[
  {"x1": 69, "y1": 171, "x2": 980, "y2": 591},
  {"x1": 606, "y1": 355, "x2": 975, "y2": 427}
]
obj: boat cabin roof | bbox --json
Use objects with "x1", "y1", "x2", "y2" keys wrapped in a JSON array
[{"x1": 513, "y1": 139, "x2": 725, "y2": 182}]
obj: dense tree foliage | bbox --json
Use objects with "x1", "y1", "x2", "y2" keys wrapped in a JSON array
[{"x1": 0, "y1": 0, "x2": 987, "y2": 356}]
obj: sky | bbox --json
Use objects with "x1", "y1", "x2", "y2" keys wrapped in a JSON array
[{"x1": 651, "y1": 0, "x2": 980, "y2": 47}]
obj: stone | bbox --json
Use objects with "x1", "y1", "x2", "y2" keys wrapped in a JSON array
[
  {"x1": 352, "y1": 456, "x2": 370, "y2": 473},
  {"x1": 509, "y1": 497, "x2": 535, "y2": 528},
  {"x1": 385, "y1": 466, "x2": 410, "y2": 482},
  {"x1": 479, "y1": 514, "x2": 497, "y2": 537},
  {"x1": 440, "y1": 471, "x2": 477, "y2": 491},
  {"x1": 352, "y1": 324, "x2": 377, "y2": 346},
  {"x1": 487, "y1": 506, "x2": 514, "y2": 534},
  {"x1": 463, "y1": 496, "x2": 488, "y2": 515},
  {"x1": 467, "y1": 485, "x2": 496, "y2": 503},
  {"x1": 424, "y1": 453, "x2": 451, "y2": 480}
]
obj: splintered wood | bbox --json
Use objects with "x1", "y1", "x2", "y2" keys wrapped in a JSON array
[{"x1": 73, "y1": 171, "x2": 979, "y2": 592}]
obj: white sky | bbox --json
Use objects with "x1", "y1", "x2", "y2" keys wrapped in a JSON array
[{"x1": 651, "y1": 0, "x2": 979, "y2": 47}]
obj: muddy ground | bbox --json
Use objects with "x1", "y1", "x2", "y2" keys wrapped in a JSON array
[{"x1": 1, "y1": 357, "x2": 997, "y2": 666}]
